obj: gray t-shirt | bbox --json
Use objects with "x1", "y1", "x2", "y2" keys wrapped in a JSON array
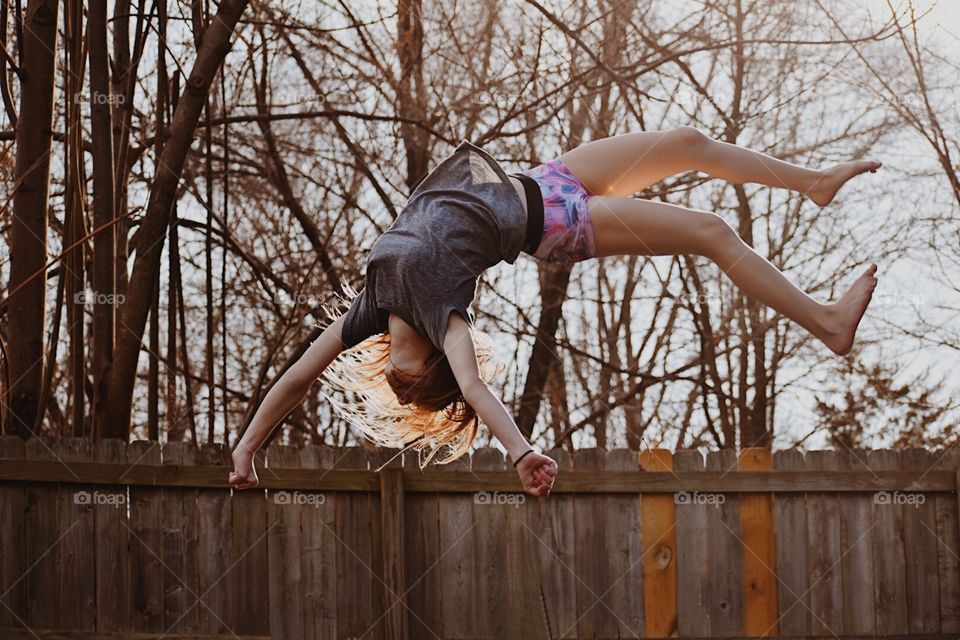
[{"x1": 340, "y1": 139, "x2": 528, "y2": 351}]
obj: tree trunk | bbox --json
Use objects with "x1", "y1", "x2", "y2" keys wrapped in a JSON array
[
  {"x1": 64, "y1": 0, "x2": 87, "y2": 437},
  {"x1": 103, "y1": 0, "x2": 250, "y2": 437},
  {"x1": 6, "y1": 0, "x2": 59, "y2": 436},
  {"x1": 88, "y1": 0, "x2": 117, "y2": 439},
  {"x1": 397, "y1": 0, "x2": 428, "y2": 189}
]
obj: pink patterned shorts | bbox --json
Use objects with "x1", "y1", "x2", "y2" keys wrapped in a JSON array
[{"x1": 520, "y1": 158, "x2": 598, "y2": 263}]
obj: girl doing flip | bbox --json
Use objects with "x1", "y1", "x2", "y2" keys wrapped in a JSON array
[{"x1": 229, "y1": 127, "x2": 881, "y2": 497}]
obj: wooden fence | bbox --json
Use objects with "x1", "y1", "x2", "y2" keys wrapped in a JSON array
[{"x1": 0, "y1": 436, "x2": 958, "y2": 640}]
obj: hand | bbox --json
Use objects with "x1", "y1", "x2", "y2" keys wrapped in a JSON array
[
  {"x1": 229, "y1": 445, "x2": 259, "y2": 490},
  {"x1": 515, "y1": 451, "x2": 558, "y2": 497}
]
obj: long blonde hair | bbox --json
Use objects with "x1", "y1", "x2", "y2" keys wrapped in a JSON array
[{"x1": 316, "y1": 285, "x2": 505, "y2": 470}]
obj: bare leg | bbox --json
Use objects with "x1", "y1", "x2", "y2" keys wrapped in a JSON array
[
  {"x1": 557, "y1": 127, "x2": 881, "y2": 205},
  {"x1": 587, "y1": 195, "x2": 878, "y2": 355}
]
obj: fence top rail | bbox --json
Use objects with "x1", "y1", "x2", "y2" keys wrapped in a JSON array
[
  {"x1": 0, "y1": 458, "x2": 955, "y2": 493},
  {"x1": 1, "y1": 436, "x2": 957, "y2": 493}
]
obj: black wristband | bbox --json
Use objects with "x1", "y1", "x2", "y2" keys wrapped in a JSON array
[{"x1": 513, "y1": 448, "x2": 535, "y2": 467}]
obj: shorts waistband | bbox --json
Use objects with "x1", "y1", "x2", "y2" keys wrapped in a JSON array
[{"x1": 510, "y1": 172, "x2": 544, "y2": 255}]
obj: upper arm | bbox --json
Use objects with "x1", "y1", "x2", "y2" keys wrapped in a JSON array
[
  {"x1": 288, "y1": 314, "x2": 347, "y2": 387},
  {"x1": 442, "y1": 311, "x2": 486, "y2": 400},
  {"x1": 341, "y1": 286, "x2": 381, "y2": 349}
]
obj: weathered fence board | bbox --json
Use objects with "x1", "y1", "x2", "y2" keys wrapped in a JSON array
[
  {"x1": 402, "y1": 446, "x2": 441, "y2": 639},
  {"x1": 534, "y1": 446, "x2": 577, "y2": 638},
  {"x1": 867, "y1": 448, "x2": 909, "y2": 633},
  {"x1": 674, "y1": 448, "x2": 709, "y2": 637},
  {"x1": 195, "y1": 443, "x2": 231, "y2": 635},
  {"x1": 934, "y1": 449, "x2": 960, "y2": 632},
  {"x1": 605, "y1": 448, "x2": 644, "y2": 636},
  {"x1": 93, "y1": 439, "x2": 130, "y2": 633},
  {"x1": 839, "y1": 448, "x2": 876, "y2": 636},
  {"x1": 772, "y1": 448, "x2": 810, "y2": 636},
  {"x1": 1, "y1": 436, "x2": 27, "y2": 631},
  {"x1": 903, "y1": 448, "x2": 942, "y2": 634},
  {"x1": 739, "y1": 447, "x2": 777, "y2": 637},
  {"x1": 1, "y1": 438, "x2": 958, "y2": 640},
  {"x1": 639, "y1": 447, "x2": 677, "y2": 637}
]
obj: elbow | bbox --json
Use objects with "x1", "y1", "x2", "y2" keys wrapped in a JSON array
[{"x1": 460, "y1": 377, "x2": 488, "y2": 406}]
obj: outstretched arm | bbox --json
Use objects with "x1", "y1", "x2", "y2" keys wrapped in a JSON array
[
  {"x1": 229, "y1": 314, "x2": 346, "y2": 489},
  {"x1": 443, "y1": 312, "x2": 558, "y2": 497}
]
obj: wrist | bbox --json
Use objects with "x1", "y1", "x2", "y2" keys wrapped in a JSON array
[
  {"x1": 511, "y1": 447, "x2": 535, "y2": 467},
  {"x1": 234, "y1": 439, "x2": 257, "y2": 457}
]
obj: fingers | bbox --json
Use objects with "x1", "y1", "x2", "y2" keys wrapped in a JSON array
[{"x1": 228, "y1": 471, "x2": 257, "y2": 490}]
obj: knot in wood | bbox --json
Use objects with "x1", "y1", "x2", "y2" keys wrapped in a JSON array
[
  {"x1": 33, "y1": 3, "x2": 56, "y2": 26},
  {"x1": 187, "y1": 74, "x2": 208, "y2": 94}
]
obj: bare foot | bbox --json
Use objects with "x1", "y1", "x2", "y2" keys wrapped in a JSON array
[
  {"x1": 820, "y1": 264, "x2": 879, "y2": 356},
  {"x1": 807, "y1": 160, "x2": 882, "y2": 207}
]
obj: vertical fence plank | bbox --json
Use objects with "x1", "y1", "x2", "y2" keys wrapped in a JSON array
[
  {"x1": 266, "y1": 444, "x2": 304, "y2": 639},
  {"x1": 402, "y1": 447, "x2": 441, "y2": 639},
  {"x1": 434, "y1": 450, "x2": 474, "y2": 639},
  {"x1": 229, "y1": 441, "x2": 269, "y2": 636},
  {"x1": 806, "y1": 450, "x2": 843, "y2": 636},
  {"x1": 933, "y1": 448, "x2": 960, "y2": 633},
  {"x1": 361, "y1": 447, "x2": 394, "y2": 638},
  {"x1": 867, "y1": 448, "x2": 908, "y2": 634},
  {"x1": 903, "y1": 447, "x2": 942, "y2": 634},
  {"x1": 640, "y1": 447, "x2": 676, "y2": 637},
  {"x1": 535, "y1": 446, "x2": 577, "y2": 639},
  {"x1": 127, "y1": 439, "x2": 163, "y2": 633},
  {"x1": 572, "y1": 447, "x2": 614, "y2": 637},
  {"x1": 377, "y1": 447, "x2": 407, "y2": 640},
  {"x1": 58, "y1": 437, "x2": 96, "y2": 631},
  {"x1": 334, "y1": 446, "x2": 375, "y2": 638},
  {"x1": 674, "y1": 448, "x2": 708, "y2": 637},
  {"x1": 772, "y1": 449, "x2": 810, "y2": 635},
  {"x1": 300, "y1": 444, "x2": 337, "y2": 638},
  {"x1": 739, "y1": 447, "x2": 777, "y2": 636},
  {"x1": 24, "y1": 437, "x2": 60, "y2": 630},
  {"x1": 0, "y1": 436, "x2": 27, "y2": 630},
  {"x1": 705, "y1": 449, "x2": 743, "y2": 636},
  {"x1": 839, "y1": 447, "x2": 877, "y2": 635},
  {"x1": 471, "y1": 447, "x2": 507, "y2": 639},
  {"x1": 161, "y1": 441, "x2": 199, "y2": 634},
  {"x1": 93, "y1": 439, "x2": 130, "y2": 633},
  {"x1": 606, "y1": 448, "x2": 644, "y2": 636},
  {"x1": 195, "y1": 442, "x2": 231, "y2": 634},
  {"x1": 506, "y1": 448, "x2": 549, "y2": 639}
]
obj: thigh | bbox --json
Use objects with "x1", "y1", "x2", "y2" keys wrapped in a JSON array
[
  {"x1": 587, "y1": 195, "x2": 722, "y2": 258},
  {"x1": 557, "y1": 129, "x2": 699, "y2": 197}
]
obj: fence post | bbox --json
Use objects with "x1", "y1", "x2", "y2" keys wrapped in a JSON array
[{"x1": 380, "y1": 464, "x2": 408, "y2": 640}]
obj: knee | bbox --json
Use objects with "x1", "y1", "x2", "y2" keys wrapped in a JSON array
[
  {"x1": 696, "y1": 213, "x2": 739, "y2": 258},
  {"x1": 671, "y1": 125, "x2": 712, "y2": 149}
]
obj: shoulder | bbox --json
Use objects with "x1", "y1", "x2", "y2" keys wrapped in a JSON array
[{"x1": 438, "y1": 305, "x2": 474, "y2": 353}]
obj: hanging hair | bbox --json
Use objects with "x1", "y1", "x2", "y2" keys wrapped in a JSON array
[{"x1": 316, "y1": 284, "x2": 506, "y2": 471}]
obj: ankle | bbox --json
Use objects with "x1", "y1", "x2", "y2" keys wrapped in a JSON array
[
  {"x1": 806, "y1": 167, "x2": 829, "y2": 194},
  {"x1": 815, "y1": 302, "x2": 840, "y2": 337}
]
